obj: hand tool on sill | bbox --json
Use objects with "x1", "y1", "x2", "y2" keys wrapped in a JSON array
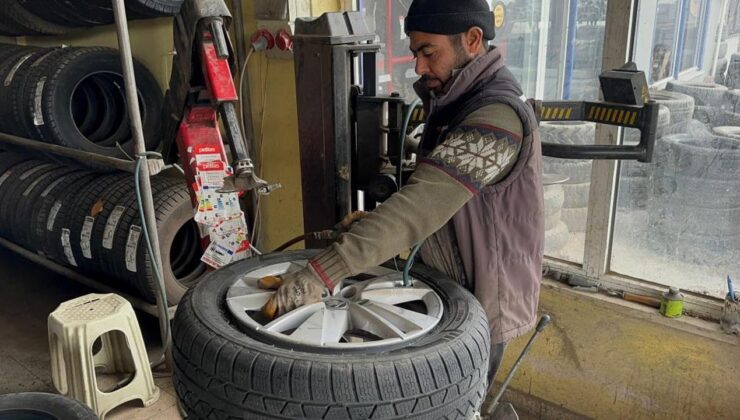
[
  {"x1": 598, "y1": 286, "x2": 662, "y2": 309},
  {"x1": 727, "y1": 276, "x2": 736, "y2": 302},
  {"x1": 481, "y1": 315, "x2": 552, "y2": 420}
]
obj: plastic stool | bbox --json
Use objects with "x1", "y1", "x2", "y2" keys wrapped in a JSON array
[{"x1": 48, "y1": 293, "x2": 160, "y2": 419}]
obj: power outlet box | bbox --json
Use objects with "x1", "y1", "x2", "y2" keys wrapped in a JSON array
[{"x1": 257, "y1": 20, "x2": 294, "y2": 60}]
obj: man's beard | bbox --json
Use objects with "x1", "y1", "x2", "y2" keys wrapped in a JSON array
[{"x1": 421, "y1": 50, "x2": 472, "y2": 94}]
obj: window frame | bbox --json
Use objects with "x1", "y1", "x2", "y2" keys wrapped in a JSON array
[{"x1": 546, "y1": 0, "x2": 727, "y2": 321}]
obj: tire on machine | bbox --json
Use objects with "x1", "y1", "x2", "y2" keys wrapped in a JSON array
[{"x1": 173, "y1": 250, "x2": 491, "y2": 420}]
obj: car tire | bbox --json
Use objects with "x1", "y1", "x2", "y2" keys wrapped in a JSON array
[
  {"x1": 544, "y1": 221, "x2": 569, "y2": 253},
  {"x1": 108, "y1": 176, "x2": 205, "y2": 304},
  {"x1": 562, "y1": 207, "x2": 588, "y2": 233},
  {"x1": 649, "y1": 90, "x2": 695, "y2": 124},
  {"x1": 0, "y1": 1, "x2": 71, "y2": 36},
  {"x1": 540, "y1": 121, "x2": 595, "y2": 145},
  {"x1": 562, "y1": 182, "x2": 590, "y2": 208},
  {"x1": 713, "y1": 126, "x2": 740, "y2": 140},
  {"x1": 543, "y1": 158, "x2": 592, "y2": 183},
  {"x1": 544, "y1": 185, "x2": 565, "y2": 216},
  {"x1": 666, "y1": 135, "x2": 740, "y2": 180},
  {"x1": 31, "y1": 47, "x2": 162, "y2": 159},
  {"x1": 172, "y1": 250, "x2": 491, "y2": 420},
  {"x1": 0, "y1": 392, "x2": 97, "y2": 420},
  {"x1": 666, "y1": 80, "x2": 728, "y2": 106}
]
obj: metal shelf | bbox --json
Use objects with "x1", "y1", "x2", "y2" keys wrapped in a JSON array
[
  {"x1": 0, "y1": 131, "x2": 138, "y2": 173},
  {"x1": 0, "y1": 237, "x2": 177, "y2": 319},
  {"x1": 0, "y1": 0, "x2": 174, "y2": 368}
]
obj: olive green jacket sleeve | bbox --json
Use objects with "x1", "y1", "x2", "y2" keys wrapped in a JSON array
[{"x1": 306, "y1": 104, "x2": 524, "y2": 288}]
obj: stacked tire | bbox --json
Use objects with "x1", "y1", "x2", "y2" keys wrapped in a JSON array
[
  {"x1": 0, "y1": 44, "x2": 162, "y2": 163},
  {"x1": 619, "y1": 104, "x2": 671, "y2": 210},
  {"x1": 667, "y1": 80, "x2": 733, "y2": 128},
  {"x1": 646, "y1": 135, "x2": 740, "y2": 265},
  {"x1": 543, "y1": 183, "x2": 569, "y2": 255},
  {"x1": 0, "y1": 0, "x2": 184, "y2": 36},
  {"x1": 541, "y1": 121, "x2": 595, "y2": 233},
  {"x1": 0, "y1": 152, "x2": 205, "y2": 304}
]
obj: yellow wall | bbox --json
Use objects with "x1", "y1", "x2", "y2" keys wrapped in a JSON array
[
  {"x1": 18, "y1": 18, "x2": 174, "y2": 91},
  {"x1": 498, "y1": 282, "x2": 740, "y2": 419},
  {"x1": 241, "y1": 0, "x2": 347, "y2": 252}
]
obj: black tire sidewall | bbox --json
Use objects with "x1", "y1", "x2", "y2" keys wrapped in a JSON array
[
  {"x1": 181, "y1": 250, "x2": 489, "y2": 358},
  {"x1": 0, "y1": 392, "x2": 97, "y2": 420},
  {"x1": 43, "y1": 49, "x2": 161, "y2": 157}
]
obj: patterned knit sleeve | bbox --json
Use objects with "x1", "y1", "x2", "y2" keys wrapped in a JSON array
[{"x1": 419, "y1": 103, "x2": 523, "y2": 193}]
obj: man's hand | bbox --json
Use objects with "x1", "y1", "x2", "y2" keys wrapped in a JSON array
[{"x1": 259, "y1": 268, "x2": 328, "y2": 320}]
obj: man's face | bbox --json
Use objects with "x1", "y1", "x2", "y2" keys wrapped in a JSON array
[{"x1": 409, "y1": 31, "x2": 471, "y2": 94}]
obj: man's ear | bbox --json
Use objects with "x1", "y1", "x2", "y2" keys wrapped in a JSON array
[{"x1": 464, "y1": 27, "x2": 485, "y2": 55}]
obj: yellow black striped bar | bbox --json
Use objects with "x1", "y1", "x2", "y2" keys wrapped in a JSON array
[
  {"x1": 539, "y1": 106, "x2": 580, "y2": 121},
  {"x1": 579, "y1": 104, "x2": 643, "y2": 128}
]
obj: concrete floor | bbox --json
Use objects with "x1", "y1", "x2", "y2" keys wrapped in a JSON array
[{"x1": 0, "y1": 247, "x2": 182, "y2": 419}]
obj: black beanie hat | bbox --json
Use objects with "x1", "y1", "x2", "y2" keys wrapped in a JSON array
[{"x1": 404, "y1": 0, "x2": 495, "y2": 40}]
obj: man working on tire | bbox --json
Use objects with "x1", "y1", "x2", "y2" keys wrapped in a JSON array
[{"x1": 260, "y1": 0, "x2": 544, "y2": 393}]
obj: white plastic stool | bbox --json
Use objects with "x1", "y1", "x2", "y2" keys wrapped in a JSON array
[{"x1": 48, "y1": 293, "x2": 160, "y2": 419}]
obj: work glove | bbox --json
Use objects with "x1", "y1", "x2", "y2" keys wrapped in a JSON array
[{"x1": 259, "y1": 268, "x2": 328, "y2": 320}]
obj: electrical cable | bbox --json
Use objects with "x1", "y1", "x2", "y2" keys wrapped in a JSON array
[
  {"x1": 397, "y1": 98, "x2": 422, "y2": 190},
  {"x1": 238, "y1": 46, "x2": 256, "y2": 137},
  {"x1": 134, "y1": 151, "x2": 170, "y2": 367},
  {"x1": 250, "y1": 58, "x2": 271, "y2": 247}
]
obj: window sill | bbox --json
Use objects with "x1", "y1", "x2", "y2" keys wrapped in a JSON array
[
  {"x1": 542, "y1": 277, "x2": 740, "y2": 346},
  {"x1": 543, "y1": 257, "x2": 725, "y2": 321}
]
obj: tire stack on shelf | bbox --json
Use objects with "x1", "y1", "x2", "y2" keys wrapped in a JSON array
[
  {"x1": 541, "y1": 121, "x2": 595, "y2": 235},
  {"x1": 646, "y1": 134, "x2": 740, "y2": 266},
  {"x1": 0, "y1": 152, "x2": 205, "y2": 304},
  {"x1": 0, "y1": 0, "x2": 184, "y2": 36},
  {"x1": 0, "y1": 5, "x2": 207, "y2": 305},
  {"x1": 0, "y1": 43, "x2": 162, "y2": 162}
]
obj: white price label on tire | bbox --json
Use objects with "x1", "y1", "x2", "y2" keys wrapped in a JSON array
[
  {"x1": 46, "y1": 201, "x2": 62, "y2": 231},
  {"x1": 80, "y1": 216, "x2": 94, "y2": 259},
  {"x1": 0, "y1": 171, "x2": 12, "y2": 188},
  {"x1": 102, "y1": 206, "x2": 125, "y2": 250},
  {"x1": 41, "y1": 176, "x2": 67, "y2": 198},
  {"x1": 61, "y1": 228, "x2": 76, "y2": 267},
  {"x1": 126, "y1": 225, "x2": 142, "y2": 273}
]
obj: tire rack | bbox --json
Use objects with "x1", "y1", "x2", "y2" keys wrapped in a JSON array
[{"x1": 0, "y1": 0, "x2": 174, "y2": 366}]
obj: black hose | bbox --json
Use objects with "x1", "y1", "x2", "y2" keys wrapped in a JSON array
[{"x1": 273, "y1": 233, "x2": 312, "y2": 253}]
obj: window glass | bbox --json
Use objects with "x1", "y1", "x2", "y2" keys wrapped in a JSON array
[
  {"x1": 359, "y1": 0, "x2": 416, "y2": 99},
  {"x1": 612, "y1": 1, "x2": 738, "y2": 298},
  {"x1": 567, "y1": 0, "x2": 607, "y2": 100},
  {"x1": 680, "y1": 0, "x2": 704, "y2": 71},
  {"x1": 651, "y1": 0, "x2": 680, "y2": 82}
]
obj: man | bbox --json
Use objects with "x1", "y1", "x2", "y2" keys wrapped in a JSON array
[{"x1": 260, "y1": 0, "x2": 544, "y2": 392}]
